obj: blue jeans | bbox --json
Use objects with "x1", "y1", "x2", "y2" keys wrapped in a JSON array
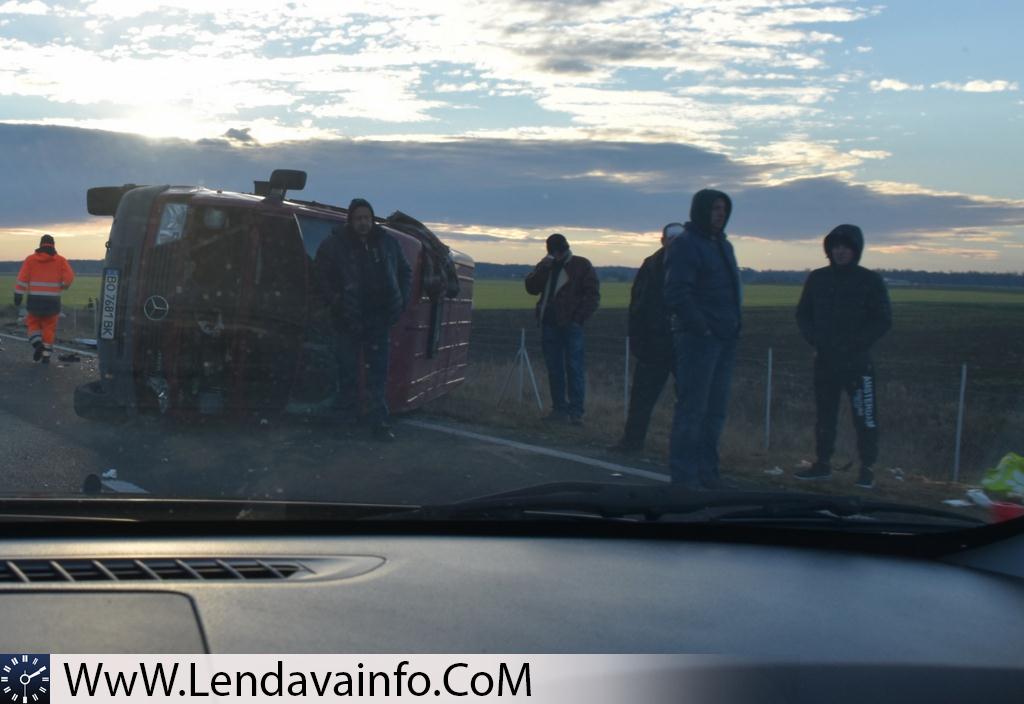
[
  {"x1": 669, "y1": 332, "x2": 737, "y2": 488},
  {"x1": 541, "y1": 323, "x2": 586, "y2": 418}
]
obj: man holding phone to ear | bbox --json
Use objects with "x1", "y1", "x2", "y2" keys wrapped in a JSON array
[{"x1": 525, "y1": 233, "x2": 600, "y2": 425}]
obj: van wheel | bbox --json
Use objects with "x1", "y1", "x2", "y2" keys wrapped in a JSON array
[{"x1": 74, "y1": 381, "x2": 127, "y2": 422}]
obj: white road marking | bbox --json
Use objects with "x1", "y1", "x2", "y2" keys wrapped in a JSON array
[
  {"x1": 405, "y1": 419, "x2": 670, "y2": 483},
  {"x1": 0, "y1": 333, "x2": 98, "y2": 358}
]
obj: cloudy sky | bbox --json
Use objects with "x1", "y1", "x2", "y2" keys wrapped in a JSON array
[{"x1": 0, "y1": 0, "x2": 1021, "y2": 269}]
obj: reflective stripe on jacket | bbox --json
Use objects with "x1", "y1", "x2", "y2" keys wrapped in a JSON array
[{"x1": 15, "y1": 251, "x2": 75, "y2": 316}]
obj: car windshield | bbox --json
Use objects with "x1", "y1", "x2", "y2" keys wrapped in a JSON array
[{"x1": 0, "y1": 0, "x2": 1021, "y2": 533}]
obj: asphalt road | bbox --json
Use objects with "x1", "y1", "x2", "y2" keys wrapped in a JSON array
[{"x1": 0, "y1": 334, "x2": 666, "y2": 507}]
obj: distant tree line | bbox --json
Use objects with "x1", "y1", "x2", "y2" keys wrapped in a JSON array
[
  {"x1": 2, "y1": 260, "x2": 1021, "y2": 289},
  {"x1": 0, "y1": 259, "x2": 106, "y2": 275},
  {"x1": 475, "y1": 262, "x2": 1024, "y2": 288}
]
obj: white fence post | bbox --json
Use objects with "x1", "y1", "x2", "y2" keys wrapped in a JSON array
[
  {"x1": 517, "y1": 328, "x2": 525, "y2": 401},
  {"x1": 624, "y1": 337, "x2": 630, "y2": 421},
  {"x1": 764, "y1": 347, "x2": 773, "y2": 450},
  {"x1": 497, "y1": 328, "x2": 543, "y2": 411},
  {"x1": 954, "y1": 363, "x2": 967, "y2": 482}
]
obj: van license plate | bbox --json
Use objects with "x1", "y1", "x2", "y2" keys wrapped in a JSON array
[{"x1": 100, "y1": 268, "x2": 119, "y2": 340}]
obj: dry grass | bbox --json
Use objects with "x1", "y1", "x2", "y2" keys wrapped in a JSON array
[{"x1": 427, "y1": 353, "x2": 1014, "y2": 506}]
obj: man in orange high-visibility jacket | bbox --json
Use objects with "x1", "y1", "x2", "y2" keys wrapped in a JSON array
[{"x1": 13, "y1": 234, "x2": 75, "y2": 365}]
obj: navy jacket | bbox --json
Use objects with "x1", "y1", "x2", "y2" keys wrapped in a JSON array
[
  {"x1": 664, "y1": 223, "x2": 742, "y2": 339},
  {"x1": 627, "y1": 247, "x2": 673, "y2": 363},
  {"x1": 314, "y1": 224, "x2": 412, "y2": 332}
]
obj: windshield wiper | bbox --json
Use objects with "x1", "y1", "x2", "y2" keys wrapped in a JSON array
[
  {"x1": 407, "y1": 481, "x2": 985, "y2": 529},
  {"x1": 0, "y1": 497, "x2": 422, "y2": 523}
]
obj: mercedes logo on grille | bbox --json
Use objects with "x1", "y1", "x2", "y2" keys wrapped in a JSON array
[{"x1": 143, "y1": 295, "x2": 170, "y2": 321}]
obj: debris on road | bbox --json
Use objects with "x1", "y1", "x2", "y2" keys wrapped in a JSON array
[
  {"x1": 102, "y1": 468, "x2": 118, "y2": 479},
  {"x1": 967, "y1": 489, "x2": 993, "y2": 508},
  {"x1": 763, "y1": 467, "x2": 784, "y2": 476}
]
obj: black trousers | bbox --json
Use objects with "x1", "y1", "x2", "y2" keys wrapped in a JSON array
[
  {"x1": 622, "y1": 358, "x2": 674, "y2": 449},
  {"x1": 334, "y1": 326, "x2": 391, "y2": 426},
  {"x1": 814, "y1": 357, "x2": 879, "y2": 468}
]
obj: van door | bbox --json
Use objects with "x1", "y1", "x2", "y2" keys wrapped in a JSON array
[{"x1": 285, "y1": 215, "x2": 342, "y2": 412}]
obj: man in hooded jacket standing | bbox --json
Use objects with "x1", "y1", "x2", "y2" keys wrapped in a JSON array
[
  {"x1": 315, "y1": 198, "x2": 412, "y2": 440},
  {"x1": 795, "y1": 224, "x2": 891, "y2": 489},
  {"x1": 664, "y1": 190, "x2": 742, "y2": 489},
  {"x1": 609, "y1": 222, "x2": 684, "y2": 454},
  {"x1": 13, "y1": 234, "x2": 75, "y2": 365}
]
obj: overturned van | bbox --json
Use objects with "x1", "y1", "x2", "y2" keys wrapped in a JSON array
[{"x1": 75, "y1": 170, "x2": 473, "y2": 421}]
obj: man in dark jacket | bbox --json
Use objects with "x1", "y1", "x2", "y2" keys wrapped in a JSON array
[
  {"x1": 794, "y1": 224, "x2": 891, "y2": 489},
  {"x1": 609, "y1": 222, "x2": 684, "y2": 453},
  {"x1": 314, "y1": 198, "x2": 412, "y2": 440},
  {"x1": 664, "y1": 190, "x2": 742, "y2": 489},
  {"x1": 524, "y1": 234, "x2": 600, "y2": 424}
]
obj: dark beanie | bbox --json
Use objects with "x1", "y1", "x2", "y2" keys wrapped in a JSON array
[
  {"x1": 347, "y1": 198, "x2": 375, "y2": 218},
  {"x1": 546, "y1": 233, "x2": 569, "y2": 255},
  {"x1": 40, "y1": 234, "x2": 55, "y2": 247}
]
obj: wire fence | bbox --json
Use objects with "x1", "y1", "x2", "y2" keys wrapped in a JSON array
[
  {"x1": 460, "y1": 322, "x2": 1024, "y2": 484},
  {"x1": 8, "y1": 301, "x2": 1018, "y2": 485}
]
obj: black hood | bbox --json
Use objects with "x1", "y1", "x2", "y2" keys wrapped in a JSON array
[
  {"x1": 688, "y1": 189, "x2": 732, "y2": 235},
  {"x1": 344, "y1": 198, "x2": 378, "y2": 238},
  {"x1": 823, "y1": 224, "x2": 864, "y2": 265},
  {"x1": 347, "y1": 198, "x2": 375, "y2": 219}
]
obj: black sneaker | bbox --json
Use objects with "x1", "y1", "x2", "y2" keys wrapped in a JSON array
[
  {"x1": 855, "y1": 467, "x2": 875, "y2": 489},
  {"x1": 40, "y1": 355, "x2": 50, "y2": 365},
  {"x1": 607, "y1": 441, "x2": 642, "y2": 455},
  {"x1": 32, "y1": 343, "x2": 43, "y2": 362},
  {"x1": 794, "y1": 463, "x2": 832, "y2": 481}
]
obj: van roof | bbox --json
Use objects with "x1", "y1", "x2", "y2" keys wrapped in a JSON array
[
  {"x1": 170, "y1": 186, "x2": 473, "y2": 265},
  {"x1": 174, "y1": 186, "x2": 348, "y2": 220}
]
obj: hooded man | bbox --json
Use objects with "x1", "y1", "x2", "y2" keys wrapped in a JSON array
[
  {"x1": 795, "y1": 224, "x2": 891, "y2": 489},
  {"x1": 13, "y1": 234, "x2": 75, "y2": 365},
  {"x1": 314, "y1": 198, "x2": 412, "y2": 441},
  {"x1": 524, "y1": 233, "x2": 600, "y2": 424},
  {"x1": 609, "y1": 222, "x2": 685, "y2": 454},
  {"x1": 664, "y1": 189, "x2": 742, "y2": 489}
]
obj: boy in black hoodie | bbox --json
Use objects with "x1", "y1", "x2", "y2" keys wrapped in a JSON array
[{"x1": 794, "y1": 224, "x2": 891, "y2": 489}]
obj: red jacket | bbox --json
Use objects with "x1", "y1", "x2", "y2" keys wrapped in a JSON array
[
  {"x1": 524, "y1": 253, "x2": 600, "y2": 326},
  {"x1": 14, "y1": 249, "x2": 75, "y2": 316}
]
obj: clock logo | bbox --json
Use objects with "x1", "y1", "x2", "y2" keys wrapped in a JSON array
[{"x1": 1, "y1": 655, "x2": 49, "y2": 704}]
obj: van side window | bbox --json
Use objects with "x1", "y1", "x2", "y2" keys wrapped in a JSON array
[
  {"x1": 156, "y1": 202, "x2": 188, "y2": 246},
  {"x1": 295, "y1": 215, "x2": 337, "y2": 258}
]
